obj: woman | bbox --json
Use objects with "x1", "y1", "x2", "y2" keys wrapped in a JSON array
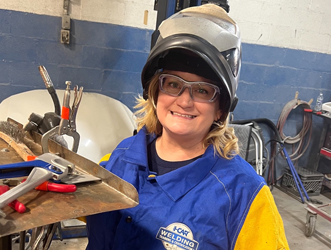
[{"x1": 86, "y1": 4, "x2": 289, "y2": 250}]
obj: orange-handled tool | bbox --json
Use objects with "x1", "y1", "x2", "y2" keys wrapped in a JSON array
[{"x1": 0, "y1": 185, "x2": 26, "y2": 213}]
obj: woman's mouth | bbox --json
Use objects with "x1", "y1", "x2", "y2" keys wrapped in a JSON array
[{"x1": 171, "y1": 111, "x2": 196, "y2": 119}]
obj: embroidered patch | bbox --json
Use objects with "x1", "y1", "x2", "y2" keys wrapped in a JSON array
[{"x1": 156, "y1": 222, "x2": 199, "y2": 250}]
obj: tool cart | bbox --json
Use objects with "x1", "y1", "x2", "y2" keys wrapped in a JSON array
[{"x1": 304, "y1": 111, "x2": 331, "y2": 237}]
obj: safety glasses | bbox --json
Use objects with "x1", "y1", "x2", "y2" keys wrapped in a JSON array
[{"x1": 159, "y1": 74, "x2": 220, "y2": 103}]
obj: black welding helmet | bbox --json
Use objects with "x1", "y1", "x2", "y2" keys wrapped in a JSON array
[{"x1": 141, "y1": 3, "x2": 242, "y2": 116}]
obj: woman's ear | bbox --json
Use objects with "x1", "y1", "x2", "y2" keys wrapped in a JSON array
[{"x1": 215, "y1": 109, "x2": 222, "y2": 122}]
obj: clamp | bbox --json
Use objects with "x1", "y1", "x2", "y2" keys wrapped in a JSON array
[{"x1": 41, "y1": 81, "x2": 83, "y2": 153}]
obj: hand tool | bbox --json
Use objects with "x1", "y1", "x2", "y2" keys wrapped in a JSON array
[
  {"x1": 0, "y1": 153, "x2": 100, "y2": 213},
  {"x1": 0, "y1": 185, "x2": 26, "y2": 213},
  {"x1": 21, "y1": 179, "x2": 77, "y2": 193},
  {"x1": 41, "y1": 82, "x2": 83, "y2": 153},
  {"x1": 35, "y1": 181, "x2": 77, "y2": 193}
]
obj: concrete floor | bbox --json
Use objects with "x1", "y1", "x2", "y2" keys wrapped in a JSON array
[{"x1": 12, "y1": 186, "x2": 331, "y2": 250}]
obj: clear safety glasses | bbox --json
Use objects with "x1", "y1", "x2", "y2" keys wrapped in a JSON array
[{"x1": 159, "y1": 74, "x2": 220, "y2": 103}]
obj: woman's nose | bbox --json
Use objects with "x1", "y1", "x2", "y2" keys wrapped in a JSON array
[{"x1": 176, "y1": 87, "x2": 194, "y2": 107}]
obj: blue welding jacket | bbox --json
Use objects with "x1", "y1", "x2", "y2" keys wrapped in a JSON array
[{"x1": 86, "y1": 127, "x2": 277, "y2": 250}]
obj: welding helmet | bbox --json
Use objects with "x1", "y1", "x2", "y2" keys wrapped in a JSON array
[{"x1": 141, "y1": 3, "x2": 242, "y2": 118}]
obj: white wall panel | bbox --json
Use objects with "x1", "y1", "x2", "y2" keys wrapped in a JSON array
[
  {"x1": 270, "y1": 26, "x2": 298, "y2": 48},
  {"x1": 0, "y1": 0, "x2": 156, "y2": 30},
  {"x1": 231, "y1": 0, "x2": 331, "y2": 54}
]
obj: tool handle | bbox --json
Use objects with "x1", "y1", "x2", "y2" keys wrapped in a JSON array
[
  {"x1": 0, "y1": 185, "x2": 26, "y2": 213},
  {"x1": 58, "y1": 81, "x2": 71, "y2": 135},
  {"x1": 35, "y1": 181, "x2": 76, "y2": 193},
  {"x1": 0, "y1": 168, "x2": 53, "y2": 209},
  {"x1": 0, "y1": 159, "x2": 49, "y2": 171},
  {"x1": 8, "y1": 200, "x2": 26, "y2": 213}
]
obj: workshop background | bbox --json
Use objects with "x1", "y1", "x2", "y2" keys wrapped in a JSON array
[{"x1": 0, "y1": 0, "x2": 330, "y2": 175}]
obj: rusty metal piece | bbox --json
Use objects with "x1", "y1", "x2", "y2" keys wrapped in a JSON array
[{"x1": 0, "y1": 126, "x2": 139, "y2": 237}]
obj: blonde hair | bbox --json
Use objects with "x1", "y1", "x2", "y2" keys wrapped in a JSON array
[{"x1": 134, "y1": 73, "x2": 239, "y2": 159}]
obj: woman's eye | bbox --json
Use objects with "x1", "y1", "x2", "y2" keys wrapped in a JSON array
[
  {"x1": 168, "y1": 81, "x2": 180, "y2": 89},
  {"x1": 196, "y1": 88, "x2": 208, "y2": 95}
]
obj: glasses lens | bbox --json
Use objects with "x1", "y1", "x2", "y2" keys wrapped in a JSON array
[
  {"x1": 160, "y1": 75, "x2": 184, "y2": 96},
  {"x1": 159, "y1": 74, "x2": 219, "y2": 102},
  {"x1": 191, "y1": 84, "x2": 217, "y2": 102}
]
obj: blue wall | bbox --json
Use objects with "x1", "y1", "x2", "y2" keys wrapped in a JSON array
[
  {"x1": 0, "y1": 9, "x2": 152, "y2": 109},
  {"x1": 1, "y1": 9, "x2": 331, "y2": 177}
]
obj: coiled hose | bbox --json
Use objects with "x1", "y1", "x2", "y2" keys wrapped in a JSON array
[
  {"x1": 269, "y1": 95, "x2": 313, "y2": 184},
  {"x1": 276, "y1": 98, "x2": 313, "y2": 161}
]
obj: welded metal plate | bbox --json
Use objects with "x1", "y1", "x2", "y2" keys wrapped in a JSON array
[{"x1": 0, "y1": 130, "x2": 139, "y2": 237}]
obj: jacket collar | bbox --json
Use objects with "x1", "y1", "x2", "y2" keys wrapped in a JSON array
[
  {"x1": 122, "y1": 127, "x2": 156, "y2": 168},
  {"x1": 155, "y1": 146, "x2": 218, "y2": 201}
]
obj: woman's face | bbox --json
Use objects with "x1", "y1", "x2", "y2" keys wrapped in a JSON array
[{"x1": 156, "y1": 70, "x2": 222, "y2": 141}]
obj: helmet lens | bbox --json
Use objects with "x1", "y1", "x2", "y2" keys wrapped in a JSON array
[{"x1": 221, "y1": 47, "x2": 241, "y2": 77}]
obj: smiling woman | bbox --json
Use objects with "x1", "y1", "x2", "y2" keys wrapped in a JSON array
[
  {"x1": 86, "y1": 4, "x2": 290, "y2": 250},
  {"x1": 153, "y1": 70, "x2": 222, "y2": 161}
]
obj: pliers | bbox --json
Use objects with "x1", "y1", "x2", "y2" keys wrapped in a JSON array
[{"x1": 41, "y1": 81, "x2": 83, "y2": 153}]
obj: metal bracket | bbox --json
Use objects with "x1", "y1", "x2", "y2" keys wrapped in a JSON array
[
  {"x1": 61, "y1": 30, "x2": 70, "y2": 44},
  {"x1": 61, "y1": 0, "x2": 71, "y2": 44}
]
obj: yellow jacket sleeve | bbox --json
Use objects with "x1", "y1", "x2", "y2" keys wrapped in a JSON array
[{"x1": 234, "y1": 185, "x2": 290, "y2": 250}]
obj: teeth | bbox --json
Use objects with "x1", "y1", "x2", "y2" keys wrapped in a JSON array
[{"x1": 172, "y1": 112, "x2": 195, "y2": 118}]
